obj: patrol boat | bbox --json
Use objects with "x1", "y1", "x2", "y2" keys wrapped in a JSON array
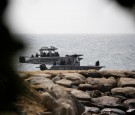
[{"x1": 19, "y1": 46, "x2": 82, "y2": 64}]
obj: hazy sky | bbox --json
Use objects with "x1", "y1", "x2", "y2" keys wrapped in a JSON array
[{"x1": 5, "y1": 0, "x2": 135, "y2": 34}]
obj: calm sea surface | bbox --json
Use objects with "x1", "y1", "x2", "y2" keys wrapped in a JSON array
[{"x1": 15, "y1": 34, "x2": 135, "y2": 71}]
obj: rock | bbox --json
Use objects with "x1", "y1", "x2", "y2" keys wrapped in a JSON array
[
  {"x1": 81, "y1": 70, "x2": 102, "y2": 78},
  {"x1": 123, "y1": 99, "x2": 135, "y2": 109},
  {"x1": 18, "y1": 73, "x2": 28, "y2": 78},
  {"x1": 41, "y1": 85, "x2": 85, "y2": 115},
  {"x1": 118, "y1": 78, "x2": 135, "y2": 87},
  {"x1": 86, "y1": 90, "x2": 102, "y2": 98},
  {"x1": 111, "y1": 87, "x2": 135, "y2": 98},
  {"x1": 63, "y1": 73, "x2": 86, "y2": 84},
  {"x1": 79, "y1": 100, "x2": 94, "y2": 107},
  {"x1": 101, "y1": 108, "x2": 126, "y2": 115},
  {"x1": 32, "y1": 74, "x2": 53, "y2": 79},
  {"x1": 71, "y1": 89, "x2": 91, "y2": 101},
  {"x1": 27, "y1": 77, "x2": 53, "y2": 85},
  {"x1": 91, "y1": 96, "x2": 121, "y2": 107},
  {"x1": 79, "y1": 84, "x2": 93, "y2": 91},
  {"x1": 34, "y1": 83, "x2": 56, "y2": 92},
  {"x1": 126, "y1": 108, "x2": 135, "y2": 115},
  {"x1": 86, "y1": 77, "x2": 117, "y2": 91},
  {"x1": 52, "y1": 76, "x2": 61, "y2": 82},
  {"x1": 36, "y1": 111, "x2": 53, "y2": 115},
  {"x1": 85, "y1": 106, "x2": 100, "y2": 113},
  {"x1": 113, "y1": 95, "x2": 127, "y2": 101},
  {"x1": 124, "y1": 71, "x2": 135, "y2": 78},
  {"x1": 55, "y1": 79, "x2": 73, "y2": 87},
  {"x1": 100, "y1": 70, "x2": 126, "y2": 78}
]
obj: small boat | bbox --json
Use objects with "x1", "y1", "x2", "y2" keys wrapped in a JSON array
[
  {"x1": 19, "y1": 46, "x2": 82, "y2": 65},
  {"x1": 49, "y1": 65, "x2": 105, "y2": 70},
  {"x1": 39, "y1": 53, "x2": 105, "y2": 71},
  {"x1": 19, "y1": 46, "x2": 105, "y2": 70}
]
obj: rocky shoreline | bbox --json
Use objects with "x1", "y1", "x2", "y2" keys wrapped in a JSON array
[{"x1": 18, "y1": 70, "x2": 135, "y2": 115}]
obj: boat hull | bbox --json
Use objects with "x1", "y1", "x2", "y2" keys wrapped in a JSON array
[
  {"x1": 49, "y1": 65, "x2": 104, "y2": 70},
  {"x1": 26, "y1": 56, "x2": 82, "y2": 64}
]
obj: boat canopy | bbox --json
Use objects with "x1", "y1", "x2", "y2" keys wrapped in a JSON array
[{"x1": 39, "y1": 46, "x2": 58, "y2": 51}]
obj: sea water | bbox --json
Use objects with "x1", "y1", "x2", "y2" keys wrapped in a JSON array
[{"x1": 15, "y1": 34, "x2": 135, "y2": 71}]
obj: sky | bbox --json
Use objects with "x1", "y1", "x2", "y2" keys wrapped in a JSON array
[{"x1": 4, "y1": 0, "x2": 135, "y2": 34}]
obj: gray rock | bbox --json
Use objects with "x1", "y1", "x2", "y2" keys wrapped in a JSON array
[
  {"x1": 126, "y1": 108, "x2": 135, "y2": 115},
  {"x1": 124, "y1": 71, "x2": 135, "y2": 78},
  {"x1": 85, "y1": 106, "x2": 100, "y2": 113},
  {"x1": 91, "y1": 96, "x2": 121, "y2": 107},
  {"x1": 86, "y1": 90, "x2": 102, "y2": 98},
  {"x1": 86, "y1": 77, "x2": 117, "y2": 91},
  {"x1": 100, "y1": 70, "x2": 126, "y2": 78},
  {"x1": 82, "y1": 70, "x2": 101, "y2": 78},
  {"x1": 63, "y1": 73, "x2": 86, "y2": 84},
  {"x1": 79, "y1": 84, "x2": 93, "y2": 91},
  {"x1": 118, "y1": 78, "x2": 135, "y2": 87},
  {"x1": 55, "y1": 79, "x2": 73, "y2": 87},
  {"x1": 71, "y1": 89, "x2": 91, "y2": 101},
  {"x1": 111, "y1": 87, "x2": 135, "y2": 98},
  {"x1": 36, "y1": 112, "x2": 53, "y2": 115},
  {"x1": 32, "y1": 74, "x2": 53, "y2": 79},
  {"x1": 101, "y1": 108, "x2": 126, "y2": 115},
  {"x1": 52, "y1": 76, "x2": 61, "y2": 82},
  {"x1": 27, "y1": 77, "x2": 53, "y2": 85},
  {"x1": 123, "y1": 99, "x2": 135, "y2": 109},
  {"x1": 41, "y1": 85, "x2": 85, "y2": 115}
]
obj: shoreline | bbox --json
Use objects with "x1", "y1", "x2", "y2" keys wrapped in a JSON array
[{"x1": 13, "y1": 69, "x2": 135, "y2": 115}]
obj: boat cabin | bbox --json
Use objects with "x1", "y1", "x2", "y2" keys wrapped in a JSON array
[{"x1": 39, "y1": 46, "x2": 59, "y2": 57}]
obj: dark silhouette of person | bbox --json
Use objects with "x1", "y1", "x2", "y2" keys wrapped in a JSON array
[
  {"x1": 95, "y1": 60, "x2": 100, "y2": 66},
  {"x1": 40, "y1": 63, "x2": 48, "y2": 70},
  {"x1": 60, "y1": 59, "x2": 65, "y2": 65},
  {"x1": 0, "y1": 0, "x2": 25, "y2": 110},
  {"x1": 53, "y1": 61, "x2": 56, "y2": 66},
  {"x1": 35, "y1": 53, "x2": 39, "y2": 57},
  {"x1": 43, "y1": 52, "x2": 46, "y2": 57},
  {"x1": 31, "y1": 54, "x2": 34, "y2": 58}
]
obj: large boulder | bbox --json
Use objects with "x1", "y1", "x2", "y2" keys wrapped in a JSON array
[
  {"x1": 118, "y1": 78, "x2": 135, "y2": 87},
  {"x1": 86, "y1": 77, "x2": 117, "y2": 91},
  {"x1": 79, "y1": 84, "x2": 93, "y2": 91},
  {"x1": 71, "y1": 89, "x2": 91, "y2": 101},
  {"x1": 27, "y1": 77, "x2": 53, "y2": 85},
  {"x1": 123, "y1": 99, "x2": 135, "y2": 108},
  {"x1": 111, "y1": 87, "x2": 135, "y2": 98},
  {"x1": 91, "y1": 96, "x2": 121, "y2": 107},
  {"x1": 99, "y1": 70, "x2": 126, "y2": 78},
  {"x1": 124, "y1": 71, "x2": 135, "y2": 78},
  {"x1": 101, "y1": 108, "x2": 126, "y2": 115},
  {"x1": 32, "y1": 73, "x2": 53, "y2": 79},
  {"x1": 41, "y1": 85, "x2": 85, "y2": 115},
  {"x1": 62, "y1": 73, "x2": 86, "y2": 84},
  {"x1": 55, "y1": 79, "x2": 73, "y2": 87},
  {"x1": 79, "y1": 70, "x2": 101, "y2": 78},
  {"x1": 26, "y1": 76, "x2": 56, "y2": 92}
]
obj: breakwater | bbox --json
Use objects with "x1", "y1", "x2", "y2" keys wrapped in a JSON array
[{"x1": 18, "y1": 70, "x2": 135, "y2": 115}]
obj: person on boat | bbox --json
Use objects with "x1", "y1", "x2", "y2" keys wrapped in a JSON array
[
  {"x1": 47, "y1": 52, "x2": 50, "y2": 57},
  {"x1": 40, "y1": 63, "x2": 48, "y2": 70},
  {"x1": 19, "y1": 56, "x2": 25, "y2": 63},
  {"x1": 55, "y1": 52, "x2": 59, "y2": 57},
  {"x1": 67, "y1": 58, "x2": 71, "y2": 65},
  {"x1": 95, "y1": 60, "x2": 100, "y2": 66},
  {"x1": 35, "y1": 53, "x2": 39, "y2": 57},
  {"x1": 53, "y1": 61, "x2": 56, "y2": 66},
  {"x1": 31, "y1": 54, "x2": 34, "y2": 58},
  {"x1": 43, "y1": 52, "x2": 46, "y2": 57},
  {"x1": 60, "y1": 59, "x2": 65, "y2": 65}
]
